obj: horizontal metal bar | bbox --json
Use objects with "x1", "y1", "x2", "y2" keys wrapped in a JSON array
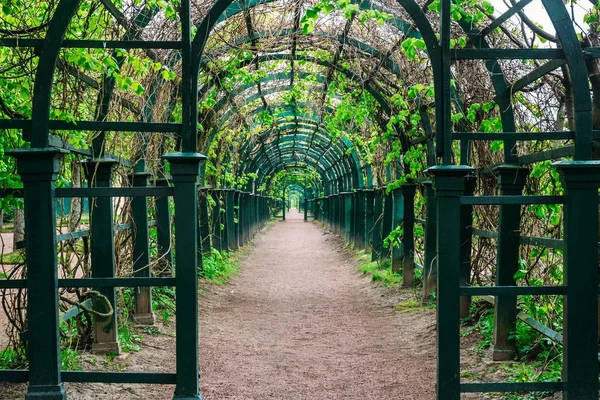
[
  {"x1": 56, "y1": 230, "x2": 90, "y2": 242},
  {"x1": 453, "y1": 131, "x2": 573, "y2": 141},
  {"x1": 452, "y1": 48, "x2": 564, "y2": 60},
  {"x1": 62, "y1": 371, "x2": 176, "y2": 384},
  {"x1": 0, "y1": 188, "x2": 22, "y2": 198},
  {"x1": 0, "y1": 370, "x2": 28, "y2": 382},
  {"x1": 55, "y1": 187, "x2": 174, "y2": 198},
  {"x1": 461, "y1": 382, "x2": 564, "y2": 393},
  {"x1": 0, "y1": 280, "x2": 26, "y2": 289},
  {"x1": 1, "y1": 277, "x2": 176, "y2": 289},
  {"x1": 62, "y1": 40, "x2": 182, "y2": 49},
  {"x1": 48, "y1": 120, "x2": 182, "y2": 133},
  {"x1": 461, "y1": 196, "x2": 563, "y2": 205},
  {"x1": 0, "y1": 120, "x2": 182, "y2": 133},
  {"x1": 460, "y1": 286, "x2": 564, "y2": 296},
  {"x1": 58, "y1": 277, "x2": 176, "y2": 288},
  {"x1": 0, "y1": 39, "x2": 182, "y2": 49},
  {"x1": 0, "y1": 119, "x2": 30, "y2": 129},
  {"x1": 472, "y1": 228, "x2": 565, "y2": 249}
]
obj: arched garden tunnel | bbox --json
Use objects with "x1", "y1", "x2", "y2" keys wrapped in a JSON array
[{"x1": 1, "y1": 0, "x2": 600, "y2": 399}]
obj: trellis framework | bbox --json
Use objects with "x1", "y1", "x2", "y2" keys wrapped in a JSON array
[{"x1": 0, "y1": 0, "x2": 598, "y2": 399}]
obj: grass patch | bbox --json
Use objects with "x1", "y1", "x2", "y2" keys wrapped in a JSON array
[
  {"x1": 199, "y1": 249, "x2": 240, "y2": 285},
  {"x1": 0, "y1": 250, "x2": 24, "y2": 264},
  {"x1": 359, "y1": 259, "x2": 402, "y2": 287},
  {"x1": 395, "y1": 298, "x2": 429, "y2": 313}
]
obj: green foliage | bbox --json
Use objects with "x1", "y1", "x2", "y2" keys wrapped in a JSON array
[
  {"x1": 118, "y1": 325, "x2": 142, "y2": 353},
  {"x1": 60, "y1": 348, "x2": 83, "y2": 371},
  {"x1": 359, "y1": 259, "x2": 402, "y2": 287},
  {"x1": 152, "y1": 286, "x2": 176, "y2": 324},
  {"x1": 199, "y1": 248, "x2": 240, "y2": 285}
]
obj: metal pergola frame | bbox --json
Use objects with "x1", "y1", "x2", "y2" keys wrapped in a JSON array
[{"x1": 0, "y1": 0, "x2": 599, "y2": 399}]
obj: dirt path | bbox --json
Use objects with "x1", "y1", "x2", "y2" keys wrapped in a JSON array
[
  {"x1": 1, "y1": 210, "x2": 438, "y2": 399},
  {"x1": 199, "y1": 210, "x2": 436, "y2": 399}
]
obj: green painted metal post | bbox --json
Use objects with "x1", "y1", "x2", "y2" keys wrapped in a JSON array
[
  {"x1": 381, "y1": 189, "x2": 393, "y2": 261},
  {"x1": 428, "y1": 165, "x2": 474, "y2": 400},
  {"x1": 325, "y1": 196, "x2": 331, "y2": 227},
  {"x1": 422, "y1": 182, "x2": 437, "y2": 303},
  {"x1": 364, "y1": 189, "x2": 375, "y2": 254},
  {"x1": 156, "y1": 177, "x2": 174, "y2": 273},
  {"x1": 226, "y1": 189, "x2": 237, "y2": 251},
  {"x1": 163, "y1": 152, "x2": 205, "y2": 400},
  {"x1": 250, "y1": 194, "x2": 256, "y2": 236},
  {"x1": 555, "y1": 161, "x2": 600, "y2": 400},
  {"x1": 198, "y1": 188, "x2": 212, "y2": 254},
  {"x1": 401, "y1": 184, "x2": 416, "y2": 287},
  {"x1": 304, "y1": 198, "x2": 308, "y2": 221},
  {"x1": 314, "y1": 198, "x2": 320, "y2": 221},
  {"x1": 370, "y1": 189, "x2": 384, "y2": 262},
  {"x1": 459, "y1": 178, "x2": 475, "y2": 317},
  {"x1": 338, "y1": 194, "x2": 345, "y2": 236},
  {"x1": 344, "y1": 193, "x2": 352, "y2": 243},
  {"x1": 211, "y1": 190, "x2": 223, "y2": 252},
  {"x1": 348, "y1": 193, "x2": 356, "y2": 246},
  {"x1": 132, "y1": 171, "x2": 154, "y2": 325},
  {"x1": 234, "y1": 190, "x2": 241, "y2": 248},
  {"x1": 84, "y1": 159, "x2": 120, "y2": 354},
  {"x1": 220, "y1": 190, "x2": 230, "y2": 251},
  {"x1": 9, "y1": 148, "x2": 68, "y2": 400},
  {"x1": 282, "y1": 193, "x2": 286, "y2": 221},
  {"x1": 491, "y1": 165, "x2": 527, "y2": 360},
  {"x1": 242, "y1": 192, "x2": 250, "y2": 245},
  {"x1": 391, "y1": 187, "x2": 403, "y2": 274},
  {"x1": 355, "y1": 190, "x2": 366, "y2": 250}
]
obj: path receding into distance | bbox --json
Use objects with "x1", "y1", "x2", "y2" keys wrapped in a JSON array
[
  {"x1": 0, "y1": 210, "x2": 438, "y2": 400},
  {"x1": 199, "y1": 210, "x2": 437, "y2": 399}
]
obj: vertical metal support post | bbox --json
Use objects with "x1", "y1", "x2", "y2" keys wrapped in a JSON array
[
  {"x1": 163, "y1": 152, "x2": 205, "y2": 400},
  {"x1": 344, "y1": 193, "x2": 352, "y2": 243},
  {"x1": 381, "y1": 189, "x2": 393, "y2": 261},
  {"x1": 401, "y1": 184, "x2": 416, "y2": 286},
  {"x1": 226, "y1": 190, "x2": 237, "y2": 251},
  {"x1": 304, "y1": 198, "x2": 308, "y2": 221},
  {"x1": 242, "y1": 193, "x2": 250, "y2": 244},
  {"x1": 423, "y1": 182, "x2": 437, "y2": 302},
  {"x1": 234, "y1": 190, "x2": 241, "y2": 248},
  {"x1": 555, "y1": 161, "x2": 600, "y2": 400},
  {"x1": 198, "y1": 188, "x2": 211, "y2": 254},
  {"x1": 211, "y1": 190, "x2": 222, "y2": 252},
  {"x1": 349, "y1": 193, "x2": 357, "y2": 246},
  {"x1": 314, "y1": 198, "x2": 320, "y2": 220},
  {"x1": 391, "y1": 187, "x2": 403, "y2": 274},
  {"x1": 355, "y1": 190, "x2": 366, "y2": 250},
  {"x1": 132, "y1": 171, "x2": 154, "y2": 325},
  {"x1": 156, "y1": 177, "x2": 173, "y2": 272},
  {"x1": 220, "y1": 190, "x2": 230, "y2": 251},
  {"x1": 427, "y1": 165, "x2": 474, "y2": 400},
  {"x1": 84, "y1": 159, "x2": 120, "y2": 354},
  {"x1": 371, "y1": 189, "x2": 384, "y2": 262},
  {"x1": 364, "y1": 189, "x2": 375, "y2": 253},
  {"x1": 9, "y1": 148, "x2": 68, "y2": 400},
  {"x1": 491, "y1": 165, "x2": 527, "y2": 360},
  {"x1": 282, "y1": 193, "x2": 286, "y2": 221},
  {"x1": 459, "y1": 178, "x2": 475, "y2": 317}
]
